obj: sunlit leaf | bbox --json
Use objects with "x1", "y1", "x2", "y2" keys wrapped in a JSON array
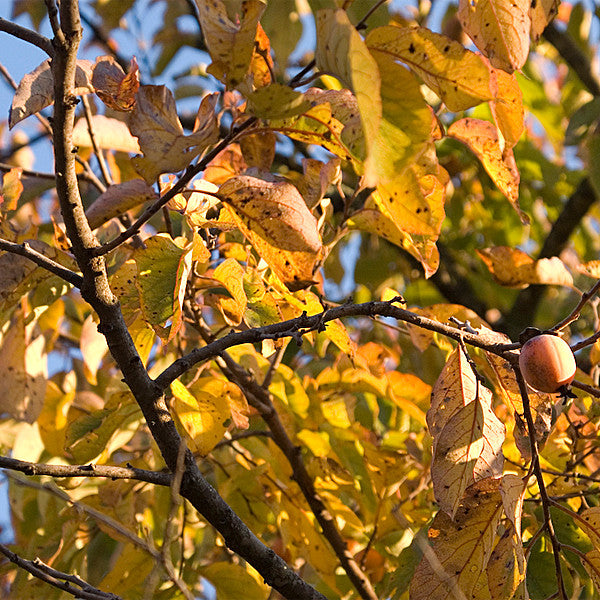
[
  {"x1": 209, "y1": 258, "x2": 248, "y2": 326},
  {"x1": 410, "y1": 478, "x2": 504, "y2": 600},
  {"x1": 530, "y1": 0, "x2": 560, "y2": 40},
  {"x1": 366, "y1": 25, "x2": 496, "y2": 111},
  {"x1": 458, "y1": 0, "x2": 531, "y2": 73},
  {"x1": 196, "y1": 0, "x2": 266, "y2": 88},
  {"x1": 316, "y1": 8, "x2": 381, "y2": 166},
  {"x1": 80, "y1": 314, "x2": 109, "y2": 385},
  {"x1": 170, "y1": 378, "x2": 232, "y2": 455},
  {"x1": 448, "y1": 118, "x2": 524, "y2": 221},
  {"x1": 247, "y1": 83, "x2": 310, "y2": 120},
  {"x1": 477, "y1": 246, "x2": 574, "y2": 288},
  {"x1": 92, "y1": 56, "x2": 139, "y2": 111},
  {"x1": 0, "y1": 167, "x2": 23, "y2": 211},
  {"x1": 490, "y1": 67, "x2": 525, "y2": 149},
  {"x1": 73, "y1": 115, "x2": 141, "y2": 153}
]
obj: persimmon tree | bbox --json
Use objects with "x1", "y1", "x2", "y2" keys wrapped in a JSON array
[{"x1": 2, "y1": 0, "x2": 600, "y2": 599}]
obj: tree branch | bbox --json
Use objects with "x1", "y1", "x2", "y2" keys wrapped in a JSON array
[
  {"x1": 0, "y1": 238, "x2": 83, "y2": 287},
  {"x1": 155, "y1": 299, "x2": 518, "y2": 391},
  {"x1": 0, "y1": 455, "x2": 171, "y2": 486},
  {"x1": 0, "y1": 17, "x2": 54, "y2": 57},
  {"x1": 0, "y1": 543, "x2": 122, "y2": 600}
]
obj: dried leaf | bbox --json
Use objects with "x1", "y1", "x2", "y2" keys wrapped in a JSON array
[
  {"x1": 0, "y1": 312, "x2": 47, "y2": 423},
  {"x1": 477, "y1": 246, "x2": 573, "y2": 288},
  {"x1": 92, "y1": 56, "x2": 140, "y2": 111},
  {"x1": 428, "y1": 347, "x2": 505, "y2": 517},
  {"x1": 86, "y1": 179, "x2": 158, "y2": 229},
  {"x1": 577, "y1": 260, "x2": 600, "y2": 278},
  {"x1": 366, "y1": 25, "x2": 496, "y2": 111},
  {"x1": 410, "y1": 478, "x2": 504, "y2": 600},
  {"x1": 195, "y1": 0, "x2": 266, "y2": 88},
  {"x1": 448, "y1": 118, "x2": 524, "y2": 220},
  {"x1": 73, "y1": 115, "x2": 141, "y2": 153},
  {"x1": 487, "y1": 525, "x2": 526, "y2": 600},
  {"x1": 129, "y1": 86, "x2": 218, "y2": 183},
  {"x1": 315, "y1": 8, "x2": 381, "y2": 163},
  {"x1": 9, "y1": 59, "x2": 94, "y2": 128},
  {"x1": 239, "y1": 131, "x2": 277, "y2": 171},
  {"x1": 458, "y1": 0, "x2": 530, "y2": 73}
]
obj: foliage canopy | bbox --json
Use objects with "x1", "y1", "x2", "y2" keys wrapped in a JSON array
[{"x1": 2, "y1": 1, "x2": 600, "y2": 599}]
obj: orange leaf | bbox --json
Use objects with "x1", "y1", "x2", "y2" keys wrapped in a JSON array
[
  {"x1": 490, "y1": 67, "x2": 525, "y2": 148},
  {"x1": 448, "y1": 118, "x2": 525, "y2": 221}
]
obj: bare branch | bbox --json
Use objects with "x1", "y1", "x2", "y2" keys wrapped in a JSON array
[
  {"x1": 155, "y1": 299, "x2": 518, "y2": 391},
  {"x1": 0, "y1": 544, "x2": 122, "y2": 600},
  {"x1": 0, "y1": 455, "x2": 171, "y2": 486},
  {"x1": 0, "y1": 238, "x2": 83, "y2": 288},
  {"x1": 0, "y1": 17, "x2": 54, "y2": 57}
]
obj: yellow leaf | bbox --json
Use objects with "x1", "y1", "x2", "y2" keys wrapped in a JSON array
[
  {"x1": 129, "y1": 86, "x2": 218, "y2": 183},
  {"x1": 529, "y1": 0, "x2": 560, "y2": 41},
  {"x1": 487, "y1": 525, "x2": 526, "y2": 600},
  {"x1": 297, "y1": 429, "x2": 331, "y2": 457},
  {"x1": 315, "y1": 8, "x2": 381, "y2": 163},
  {"x1": 448, "y1": 118, "x2": 525, "y2": 220},
  {"x1": 210, "y1": 258, "x2": 247, "y2": 326},
  {"x1": 86, "y1": 179, "x2": 157, "y2": 230},
  {"x1": 196, "y1": 0, "x2": 266, "y2": 88},
  {"x1": 0, "y1": 312, "x2": 46, "y2": 423},
  {"x1": 458, "y1": 0, "x2": 531, "y2": 73},
  {"x1": 409, "y1": 478, "x2": 504, "y2": 600},
  {"x1": 1, "y1": 167, "x2": 23, "y2": 211},
  {"x1": 490, "y1": 67, "x2": 525, "y2": 149},
  {"x1": 171, "y1": 379, "x2": 228, "y2": 455},
  {"x1": 428, "y1": 347, "x2": 505, "y2": 517},
  {"x1": 247, "y1": 83, "x2": 311, "y2": 120},
  {"x1": 577, "y1": 260, "x2": 600, "y2": 279},
  {"x1": 80, "y1": 315, "x2": 109, "y2": 385},
  {"x1": 367, "y1": 25, "x2": 496, "y2": 111},
  {"x1": 477, "y1": 246, "x2": 574, "y2": 288},
  {"x1": 38, "y1": 381, "x2": 75, "y2": 456}
]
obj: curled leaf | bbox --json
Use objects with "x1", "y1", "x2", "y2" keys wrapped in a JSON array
[{"x1": 92, "y1": 56, "x2": 140, "y2": 111}]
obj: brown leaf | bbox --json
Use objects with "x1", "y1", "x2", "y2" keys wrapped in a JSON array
[
  {"x1": 448, "y1": 118, "x2": 525, "y2": 221},
  {"x1": 92, "y1": 56, "x2": 140, "y2": 111},
  {"x1": 477, "y1": 246, "x2": 573, "y2": 288},
  {"x1": 530, "y1": 0, "x2": 560, "y2": 40},
  {"x1": 9, "y1": 59, "x2": 94, "y2": 128},
  {"x1": 219, "y1": 175, "x2": 321, "y2": 253},
  {"x1": 410, "y1": 478, "x2": 504, "y2": 600},
  {"x1": 129, "y1": 86, "x2": 219, "y2": 183},
  {"x1": 458, "y1": 0, "x2": 530, "y2": 73},
  {"x1": 197, "y1": 0, "x2": 266, "y2": 88},
  {"x1": 86, "y1": 179, "x2": 158, "y2": 229}
]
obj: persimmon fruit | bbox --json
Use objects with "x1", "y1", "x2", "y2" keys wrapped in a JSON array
[{"x1": 518, "y1": 334, "x2": 576, "y2": 393}]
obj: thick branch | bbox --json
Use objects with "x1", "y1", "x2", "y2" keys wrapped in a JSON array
[
  {"x1": 219, "y1": 353, "x2": 379, "y2": 600},
  {"x1": 0, "y1": 455, "x2": 171, "y2": 486},
  {"x1": 155, "y1": 300, "x2": 517, "y2": 390},
  {"x1": 0, "y1": 17, "x2": 54, "y2": 56}
]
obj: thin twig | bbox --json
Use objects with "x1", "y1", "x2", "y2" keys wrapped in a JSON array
[
  {"x1": 552, "y1": 279, "x2": 600, "y2": 333},
  {"x1": 0, "y1": 455, "x2": 171, "y2": 486},
  {"x1": 0, "y1": 238, "x2": 83, "y2": 288},
  {"x1": 0, "y1": 544, "x2": 121, "y2": 600}
]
